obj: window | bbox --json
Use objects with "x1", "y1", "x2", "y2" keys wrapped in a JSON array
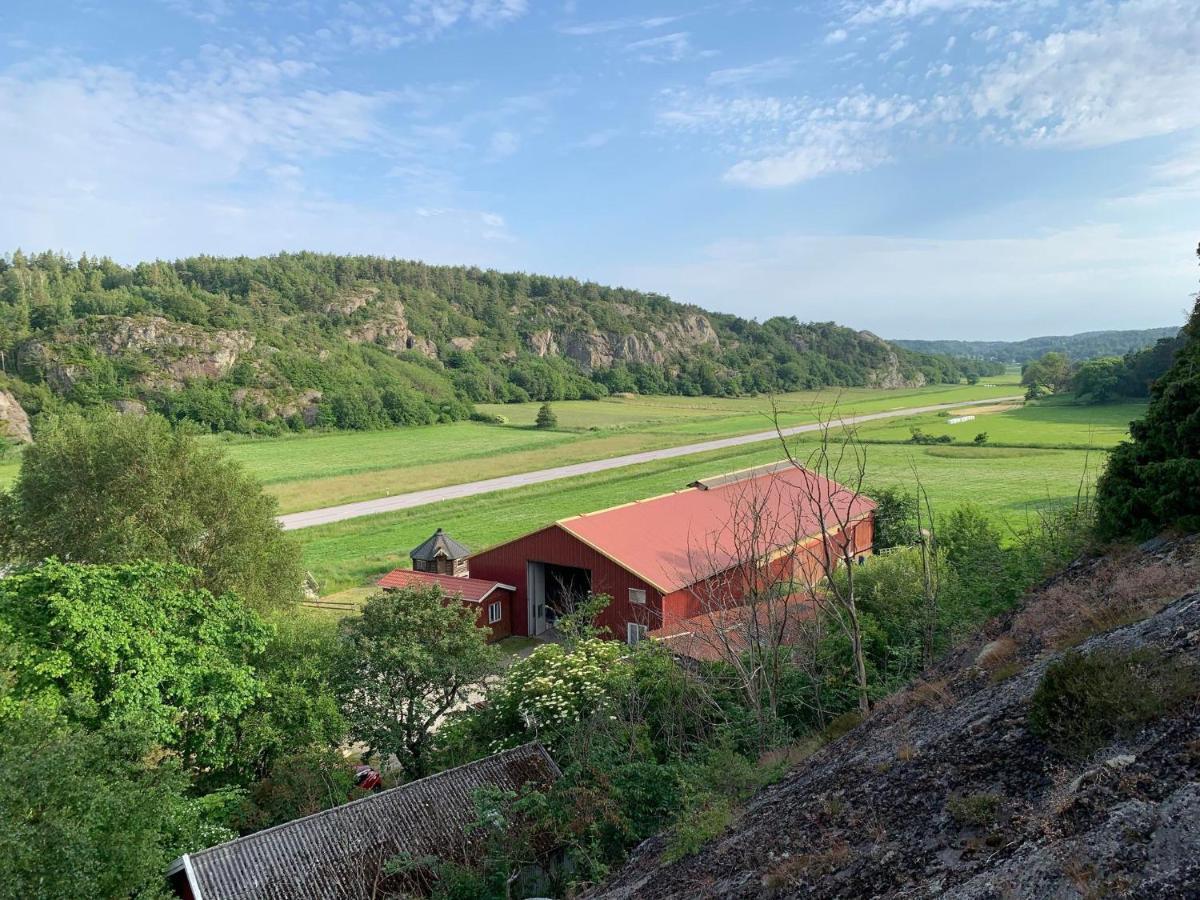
[
  {"x1": 488, "y1": 600, "x2": 502, "y2": 625},
  {"x1": 627, "y1": 622, "x2": 648, "y2": 646},
  {"x1": 628, "y1": 587, "x2": 647, "y2": 605}
]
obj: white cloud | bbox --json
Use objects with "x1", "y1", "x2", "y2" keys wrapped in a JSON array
[
  {"x1": 616, "y1": 226, "x2": 1196, "y2": 338},
  {"x1": 824, "y1": 28, "x2": 849, "y2": 45},
  {"x1": 573, "y1": 128, "x2": 621, "y2": 149},
  {"x1": 625, "y1": 32, "x2": 697, "y2": 64},
  {"x1": 558, "y1": 15, "x2": 681, "y2": 36},
  {"x1": 489, "y1": 129, "x2": 520, "y2": 156},
  {"x1": 844, "y1": 0, "x2": 1017, "y2": 27},
  {"x1": 706, "y1": 58, "x2": 797, "y2": 88},
  {"x1": 972, "y1": 0, "x2": 1200, "y2": 148}
]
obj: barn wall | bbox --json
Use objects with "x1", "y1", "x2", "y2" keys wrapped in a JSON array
[
  {"x1": 470, "y1": 525, "x2": 664, "y2": 639},
  {"x1": 441, "y1": 588, "x2": 512, "y2": 642}
]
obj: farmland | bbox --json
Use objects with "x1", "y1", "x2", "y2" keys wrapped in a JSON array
[
  {"x1": 296, "y1": 392, "x2": 1135, "y2": 595},
  {"x1": 209, "y1": 380, "x2": 1022, "y2": 514}
]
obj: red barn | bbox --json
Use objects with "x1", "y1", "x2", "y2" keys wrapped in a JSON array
[
  {"x1": 469, "y1": 461, "x2": 875, "y2": 645},
  {"x1": 377, "y1": 531, "x2": 515, "y2": 641}
]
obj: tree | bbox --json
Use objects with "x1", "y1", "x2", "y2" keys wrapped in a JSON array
[
  {"x1": 0, "y1": 408, "x2": 302, "y2": 611},
  {"x1": 0, "y1": 710, "x2": 229, "y2": 900},
  {"x1": 535, "y1": 402, "x2": 558, "y2": 429},
  {"x1": 1021, "y1": 351, "x2": 1073, "y2": 394},
  {"x1": 1096, "y1": 248, "x2": 1200, "y2": 537},
  {"x1": 0, "y1": 559, "x2": 268, "y2": 772},
  {"x1": 871, "y1": 487, "x2": 918, "y2": 550},
  {"x1": 1071, "y1": 356, "x2": 1124, "y2": 404},
  {"x1": 335, "y1": 585, "x2": 499, "y2": 779}
]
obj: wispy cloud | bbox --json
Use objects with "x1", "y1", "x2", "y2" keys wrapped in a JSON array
[
  {"x1": 706, "y1": 57, "x2": 797, "y2": 88},
  {"x1": 558, "y1": 15, "x2": 680, "y2": 36},
  {"x1": 625, "y1": 32, "x2": 702, "y2": 64}
]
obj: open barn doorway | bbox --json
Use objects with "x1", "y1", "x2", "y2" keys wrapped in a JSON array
[{"x1": 525, "y1": 561, "x2": 592, "y2": 635}]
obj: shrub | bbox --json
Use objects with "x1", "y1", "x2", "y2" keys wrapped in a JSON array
[
  {"x1": 535, "y1": 402, "x2": 558, "y2": 429},
  {"x1": 946, "y1": 792, "x2": 1002, "y2": 827},
  {"x1": 1028, "y1": 648, "x2": 1198, "y2": 760}
]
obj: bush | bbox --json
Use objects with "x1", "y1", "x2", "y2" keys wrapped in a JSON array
[
  {"x1": 1028, "y1": 648, "x2": 1197, "y2": 760},
  {"x1": 535, "y1": 402, "x2": 558, "y2": 429},
  {"x1": 946, "y1": 792, "x2": 1001, "y2": 827}
]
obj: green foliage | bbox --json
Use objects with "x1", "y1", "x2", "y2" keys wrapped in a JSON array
[
  {"x1": 220, "y1": 614, "x2": 347, "y2": 786},
  {"x1": 0, "y1": 251, "x2": 997, "y2": 437},
  {"x1": 946, "y1": 792, "x2": 1002, "y2": 827},
  {"x1": 535, "y1": 402, "x2": 558, "y2": 429},
  {"x1": 1096, "y1": 287, "x2": 1200, "y2": 537},
  {"x1": 0, "y1": 408, "x2": 302, "y2": 610},
  {"x1": 0, "y1": 709, "x2": 230, "y2": 900},
  {"x1": 335, "y1": 585, "x2": 499, "y2": 778},
  {"x1": 0, "y1": 559, "x2": 267, "y2": 772},
  {"x1": 895, "y1": 327, "x2": 1180, "y2": 364},
  {"x1": 1021, "y1": 351, "x2": 1073, "y2": 394},
  {"x1": 908, "y1": 427, "x2": 953, "y2": 444},
  {"x1": 236, "y1": 745, "x2": 358, "y2": 833},
  {"x1": 973, "y1": 432, "x2": 989, "y2": 445},
  {"x1": 1029, "y1": 648, "x2": 1198, "y2": 760},
  {"x1": 871, "y1": 487, "x2": 919, "y2": 549},
  {"x1": 1071, "y1": 356, "x2": 1125, "y2": 404}
]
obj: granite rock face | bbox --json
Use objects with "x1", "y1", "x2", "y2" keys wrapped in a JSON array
[{"x1": 589, "y1": 539, "x2": 1200, "y2": 900}]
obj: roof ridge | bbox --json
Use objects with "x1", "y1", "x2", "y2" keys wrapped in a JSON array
[{"x1": 186, "y1": 742, "x2": 554, "y2": 863}]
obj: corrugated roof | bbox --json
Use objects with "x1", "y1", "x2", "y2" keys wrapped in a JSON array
[
  {"x1": 377, "y1": 569, "x2": 514, "y2": 603},
  {"x1": 173, "y1": 743, "x2": 560, "y2": 900},
  {"x1": 557, "y1": 462, "x2": 875, "y2": 593},
  {"x1": 409, "y1": 528, "x2": 471, "y2": 562},
  {"x1": 649, "y1": 594, "x2": 817, "y2": 663}
]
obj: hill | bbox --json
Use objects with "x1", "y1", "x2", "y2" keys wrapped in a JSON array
[
  {"x1": 590, "y1": 537, "x2": 1200, "y2": 899},
  {"x1": 0, "y1": 251, "x2": 998, "y2": 437},
  {"x1": 894, "y1": 328, "x2": 1180, "y2": 364}
]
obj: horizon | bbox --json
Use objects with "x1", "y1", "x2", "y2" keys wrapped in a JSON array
[{"x1": 2, "y1": 1, "x2": 1197, "y2": 339}]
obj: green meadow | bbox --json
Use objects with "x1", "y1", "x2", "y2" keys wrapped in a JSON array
[{"x1": 212, "y1": 380, "x2": 1023, "y2": 513}]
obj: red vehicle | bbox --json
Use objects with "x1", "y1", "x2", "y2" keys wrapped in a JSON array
[{"x1": 353, "y1": 764, "x2": 382, "y2": 793}]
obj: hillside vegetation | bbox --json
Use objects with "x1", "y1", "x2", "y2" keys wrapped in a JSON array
[
  {"x1": 896, "y1": 327, "x2": 1179, "y2": 364},
  {"x1": 0, "y1": 251, "x2": 999, "y2": 437}
]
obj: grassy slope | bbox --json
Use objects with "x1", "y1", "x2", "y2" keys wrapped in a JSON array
[{"x1": 219, "y1": 381, "x2": 1023, "y2": 513}]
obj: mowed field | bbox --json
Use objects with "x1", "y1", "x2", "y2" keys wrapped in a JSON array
[
  {"x1": 297, "y1": 394, "x2": 1139, "y2": 595},
  {"x1": 209, "y1": 381, "x2": 1023, "y2": 514}
]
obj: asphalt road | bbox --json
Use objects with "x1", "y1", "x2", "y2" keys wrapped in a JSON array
[{"x1": 278, "y1": 396, "x2": 1023, "y2": 530}]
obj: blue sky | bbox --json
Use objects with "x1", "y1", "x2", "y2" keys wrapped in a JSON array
[{"x1": 1, "y1": 0, "x2": 1197, "y2": 339}]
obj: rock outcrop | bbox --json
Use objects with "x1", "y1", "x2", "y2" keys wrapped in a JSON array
[
  {"x1": 344, "y1": 301, "x2": 436, "y2": 358},
  {"x1": 0, "y1": 390, "x2": 31, "y2": 443},
  {"x1": 527, "y1": 314, "x2": 720, "y2": 373},
  {"x1": 590, "y1": 539, "x2": 1200, "y2": 899}
]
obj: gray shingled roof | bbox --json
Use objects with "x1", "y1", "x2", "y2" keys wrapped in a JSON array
[
  {"x1": 171, "y1": 743, "x2": 560, "y2": 900},
  {"x1": 409, "y1": 528, "x2": 471, "y2": 562}
]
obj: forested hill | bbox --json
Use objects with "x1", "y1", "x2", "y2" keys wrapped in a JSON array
[
  {"x1": 0, "y1": 251, "x2": 999, "y2": 437},
  {"x1": 894, "y1": 327, "x2": 1180, "y2": 364}
]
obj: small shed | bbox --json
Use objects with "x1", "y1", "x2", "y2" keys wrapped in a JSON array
[
  {"x1": 377, "y1": 568, "x2": 516, "y2": 641},
  {"x1": 410, "y1": 528, "x2": 471, "y2": 577},
  {"x1": 166, "y1": 743, "x2": 561, "y2": 900}
]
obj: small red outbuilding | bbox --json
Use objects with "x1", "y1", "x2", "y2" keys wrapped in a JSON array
[{"x1": 377, "y1": 547, "x2": 516, "y2": 642}]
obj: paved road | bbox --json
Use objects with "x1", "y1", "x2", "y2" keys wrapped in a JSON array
[{"x1": 279, "y1": 396, "x2": 1023, "y2": 530}]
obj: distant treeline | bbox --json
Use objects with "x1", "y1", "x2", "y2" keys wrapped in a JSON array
[
  {"x1": 0, "y1": 251, "x2": 1001, "y2": 436},
  {"x1": 895, "y1": 327, "x2": 1180, "y2": 364},
  {"x1": 1019, "y1": 332, "x2": 1185, "y2": 403}
]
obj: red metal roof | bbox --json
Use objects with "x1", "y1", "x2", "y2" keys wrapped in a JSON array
[
  {"x1": 376, "y1": 569, "x2": 515, "y2": 603},
  {"x1": 648, "y1": 593, "x2": 817, "y2": 663},
  {"x1": 556, "y1": 462, "x2": 875, "y2": 593}
]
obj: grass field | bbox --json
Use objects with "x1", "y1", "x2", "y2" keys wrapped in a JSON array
[
  {"x1": 296, "y1": 426, "x2": 1108, "y2": 595},
  {"x1": 209, "y1": 381, "x2": 1023, "y2": 513}
]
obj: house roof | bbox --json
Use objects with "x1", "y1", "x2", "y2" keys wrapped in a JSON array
[
  {"x1": 556, "y1": 461, "x2": 876, "y2": 594},
  {"x1": 168, "y1": 743, "x2": 560, "y2": 900},
  {"x1": 648, "y1": 594, "x2": 818, "y2": 663},
  {"x1": 377, "y1": 568, "x2": 515, "y2": 603},
  {"x1": 409, "y1": 527, "x2": 471, "y2": 562}
]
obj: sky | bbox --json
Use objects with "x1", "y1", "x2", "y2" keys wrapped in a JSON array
[{"x1": 1, "y1": 0, "x2": 1197, "y2": 340}]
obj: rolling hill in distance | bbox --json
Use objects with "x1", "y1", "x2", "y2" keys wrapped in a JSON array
[
  {"x1": 894, "y1": 327, "x2": 1180, "y2": 364},
  {"x1": 0, "y1": 251, "x2": 1002, "y2": 439}
]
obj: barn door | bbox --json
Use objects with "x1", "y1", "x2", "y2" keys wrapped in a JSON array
[{"x1": 526, "y1": 561, "x2": 547, "y2": 635}]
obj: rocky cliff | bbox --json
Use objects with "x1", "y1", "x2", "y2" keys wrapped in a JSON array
[{"x1": 590, "y1": 538, "x2": 1200, "y2": 899}]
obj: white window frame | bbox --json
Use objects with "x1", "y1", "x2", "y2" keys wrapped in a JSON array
[
  {"x1": 487, "y1": 600, "x2": 502, "y2": 625},
  {"x1": 626, "y1": 622, "x2": 649, "y2": 646},
  {"x1": 628, "y1": 587, "x2": 647, "y2": 605}
]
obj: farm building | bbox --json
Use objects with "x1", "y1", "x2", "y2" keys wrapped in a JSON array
[
  {"x1": 468, "y1": 461, "x2": 876, "y2": 646},
  {"x1": 377, "y1": 534, "x2": 515, "y2": 641},
  {"x1": 166, "y1": 742, "x2": 560, "y2": 900}
]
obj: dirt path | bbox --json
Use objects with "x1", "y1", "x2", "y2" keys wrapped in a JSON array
[{"x1": 278, "y1": 396, "x2": 1023, "y2": 530}]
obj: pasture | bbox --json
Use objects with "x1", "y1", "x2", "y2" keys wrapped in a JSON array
[{"x1": 213, "y1": 380, "x2": 1023, "y2": 513}]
